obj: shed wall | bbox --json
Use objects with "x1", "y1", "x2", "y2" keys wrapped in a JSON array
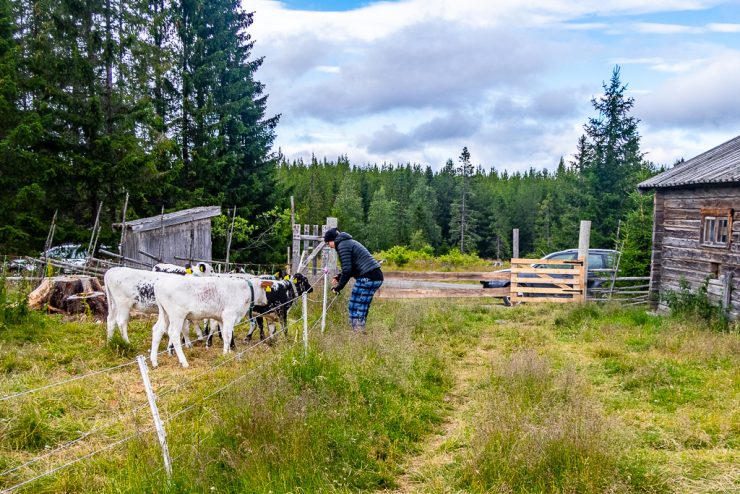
[
  {"x1": 121, "y1": 218, "x2": 213, "y2": 267},
  {"x1": 649, "y1": 185, "x2": 740, "y2": 319}
]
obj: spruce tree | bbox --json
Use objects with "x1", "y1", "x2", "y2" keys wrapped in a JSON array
[
  {"x1": 332, "y1": 175, "x2": 365, "y2": 237},
  {"x1": 365, "y1": 186, "x2": 398, "y2": 252},
  {"x1": 582, "y1": 66, "x2": 645, "y2": 246}
]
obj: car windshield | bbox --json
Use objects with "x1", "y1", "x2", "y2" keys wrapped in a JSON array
[{"x1": 44, "y1": 244, "x2": 87, "y2": 260}]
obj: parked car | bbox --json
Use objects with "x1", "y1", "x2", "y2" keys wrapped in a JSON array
[
  {"x1": 6, "y1": 244, "x2": 90, "y2": 274},
  {"x1": 481, "y1": 248, "x2": 617, "y2": 305}
]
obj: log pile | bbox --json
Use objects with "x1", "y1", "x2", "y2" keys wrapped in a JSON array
[{"x1": 28, "y1": 276, "x2": 107, "y2": 319}]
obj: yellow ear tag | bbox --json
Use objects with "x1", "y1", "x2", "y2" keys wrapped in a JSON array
[
  {"x1": 275, "y1": 272, "x2": 280, "y2": 278},
  {"x1": 284, "y1": 275, "x2": 290, "y2": 281},
  {"x1": 266, "y1": 286, "x2": 272, "y2": 292},
  {"x1": 186, "y1": 268, "x2": 193, "y2": 274}
]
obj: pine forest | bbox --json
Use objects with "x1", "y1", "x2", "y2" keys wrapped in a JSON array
[{"x1": 0, "y1": 0, "x2": 660, "y2": 275}]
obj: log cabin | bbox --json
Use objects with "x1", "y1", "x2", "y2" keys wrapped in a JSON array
[{"x1": 638, "y1": 135, "x2": 740, "y2": 319}]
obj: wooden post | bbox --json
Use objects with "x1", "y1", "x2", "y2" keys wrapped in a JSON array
[
  {"x1": 512, "y1": 229, "x2": 519, "y2": 260},
  {"x1": 87, "y1": 202, "x2": 103, "y2": 261},
  {"x1": 137, "y1": 356, "x2": 172, "y2": 480},
  {"x1": 721, "y1": 272, "x2": 733, "y2": 313},
  {"x1": 303, "y1": 224, "x2": 310, "y2": 271},
  {"x1": 118, "y1": 191, "x2": 129, "y2": 256},
  {"x1": 292, "y1": 223, "x2": 301, "y2": 275},
  {"x1": 312, "y1": 224, "x2": 319, "y2": 275},
  {"x1": 225, "y1": 206, "x2": 236, "y2": 272},
  {"x1": 578, "y1": 220, "x2": 591, "y2": 303},
  {"x1": 326, "y1": 217, "x2": 338, "y2": 275},
  {"x1": 159, "y1": 206, "x2": 165, "y2": 263}
]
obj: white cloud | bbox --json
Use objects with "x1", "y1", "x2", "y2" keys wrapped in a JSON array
[
  {"x1": 638, "y1": 51, "x2": 740, "y2": 127},
  {"x1": 707, "y1": 23, "x2": 740, "y2": 33},
  {"x1": 246, "y1": 0, "x2": 740, "y2": 171},
  {"x1": 634, "y1": 22, "x2": 703, "y2": 34}
]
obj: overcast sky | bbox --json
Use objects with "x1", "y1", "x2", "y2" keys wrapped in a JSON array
[{"x1": 247, "y1": 0, "x2": 740, "y2": 173}]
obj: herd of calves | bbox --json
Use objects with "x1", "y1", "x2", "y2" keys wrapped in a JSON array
[{"x1": 104, "y1": 263, "x2": 313, "y2": 368}]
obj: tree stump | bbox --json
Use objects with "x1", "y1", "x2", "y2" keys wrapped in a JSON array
[{"x1": 28, "y1": 276, "x2": 107, "y2": 319}]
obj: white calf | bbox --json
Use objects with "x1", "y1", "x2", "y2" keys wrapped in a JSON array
[
  {"x1": 151, "y1": 276, "x2": 270, "y2": 368},
  {"x1": 153, "y1": 262, "x2": 213, "y2": 276},
  {"x1": 104, "y1": 266, "x2": 207, "y2": 344}
]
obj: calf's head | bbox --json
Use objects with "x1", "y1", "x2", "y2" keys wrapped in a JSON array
[{"x1": 291, "y1": 273, "x2": 313, "y2": 294}]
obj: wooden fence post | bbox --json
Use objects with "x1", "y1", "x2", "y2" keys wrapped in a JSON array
[
  {"x1": 512, "y1": 229, "x2": 519, "y2": 260},
  {"x1": 137, "y1": 356, "x2": 172, "y2": 480},
  {"x1": 292, "y1": 224, "x2": 301, "y2": 275},
  {"x1": 326, "y1": 217, "x2": 338, "y2": 275},
  {"x1": 578, "y1": 220, "x2": 591, "y2": 303}
]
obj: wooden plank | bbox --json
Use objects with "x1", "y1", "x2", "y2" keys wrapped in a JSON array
[
  {"x1": 512, "y1": 286, "x2": 582, "y2": 294},
  {"x1": 511, "y1": 278, "x2": 581, "y2": 288},
  {"x1": 376, "y1": 287, "x2": 508, "y2": 299},
  {"x1": 382, "y1": 280, "x2": 489, "y2": 290},
  {"x1": 510, "y1": 295, "x2": 575, "y2": 303},
  {"x1": 511, "y1": 267, "x2": 580, "y2": 275},
  {"x1": 511, "y1": 258, "x2": 582, "y2": 265},
  {"x1": 384, "y1": 271, "x2": 510, "y2": 281}
]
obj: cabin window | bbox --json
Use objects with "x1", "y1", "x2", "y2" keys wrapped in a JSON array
[{"x1": 701, "y1": 208, "x2": 733, "y2": 248}]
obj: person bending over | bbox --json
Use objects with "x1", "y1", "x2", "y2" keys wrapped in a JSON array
[{"x1": 324, "y1": 228, "x2": 384, "y2": 333}]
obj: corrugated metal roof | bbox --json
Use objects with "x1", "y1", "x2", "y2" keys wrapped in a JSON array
[
  {"x1": 638, "y1": 134, "x2": 740, "y2": 190},
  {"x1": 114, "y1": 206, "x2": 222, "y2": 232}
]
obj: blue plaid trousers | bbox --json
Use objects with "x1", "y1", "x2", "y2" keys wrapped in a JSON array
[{"x1": 348, "y1": 277, "x2": 383, "y2": 327}]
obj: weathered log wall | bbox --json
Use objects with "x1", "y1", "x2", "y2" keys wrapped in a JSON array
[
  {"x1": 649, "y1": 185, "x2": 739, "y2": 319},
  {"x1": 121, "y1": 218, "x2": 213, "y2": 267}
]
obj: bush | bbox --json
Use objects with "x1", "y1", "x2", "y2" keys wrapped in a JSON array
[
  {"x1": 662, "y1": 278, "x2": 730, "y2": 331},
  {"x1": 376, "y1": 246, "x2": 434, "y2": 267},
  {"x1": 0, "y1": 277, "x2": 30, "y2": 328},
  {"x1": 436, "y1": 249, "x2": 483, "y2": 268}
]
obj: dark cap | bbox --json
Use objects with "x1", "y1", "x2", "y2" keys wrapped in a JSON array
[{"x1": 323, "y1": 227, "x2": 339, "y2": 242}]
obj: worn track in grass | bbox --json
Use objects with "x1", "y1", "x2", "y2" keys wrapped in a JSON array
[{"x1": 384, "y1": 315, "x2": 502, "y2": 493}]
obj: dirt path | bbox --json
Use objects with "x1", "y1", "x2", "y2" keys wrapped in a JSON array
[{"x1": 384, "y1": 325, "x2": 500, "y2": 493}]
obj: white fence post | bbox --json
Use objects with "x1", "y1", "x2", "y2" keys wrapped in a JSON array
[
  {"x1": 137, "y1": 355, "x2": 172, "y2": 480},
  {"x1": 321, "y1": 270, "x2": 328, "y2": 333},
  {"x1": 302, "y1": 292, "x2": 308, "y2": 357}
]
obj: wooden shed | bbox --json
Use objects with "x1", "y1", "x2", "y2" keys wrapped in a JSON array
[
  {"x1": 114, "y1": 206, "x2": 221, "y2": 268},
  {"x1": 638, "y1": 135, "x2": 740, "y2": 319}
]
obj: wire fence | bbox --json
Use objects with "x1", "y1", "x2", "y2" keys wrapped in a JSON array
[{"x1": 0, "y1": 271, "x2": 340, "y2": 493}]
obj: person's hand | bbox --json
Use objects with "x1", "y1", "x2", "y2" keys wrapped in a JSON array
[{"x1": 331, "y1": 276, "x2": 339, "y2": 287}]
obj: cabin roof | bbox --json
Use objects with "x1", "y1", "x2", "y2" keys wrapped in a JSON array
[
  {"x1": 638, "y1": 134, "x2": 740, "y2": 190},
  {"x1": 114, "y1": 206, "x2": 221, "y2": 233}
]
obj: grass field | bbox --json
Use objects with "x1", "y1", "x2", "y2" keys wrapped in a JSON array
[{"x1": 0, "y1": 283, "x2": 738, "y2": 493}]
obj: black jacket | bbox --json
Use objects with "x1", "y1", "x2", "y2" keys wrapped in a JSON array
[{"x1": 333, "y1": 232, "x2": 382, "y2": 292}]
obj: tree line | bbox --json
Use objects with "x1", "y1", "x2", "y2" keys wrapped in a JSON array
[
  {"x1": 280, "y1": 68, "x2": 660, "y2": 275},
  {"x1": 0, "y1": 0, "x2": 278, "y2": 256},
  {"x1": 1, "y1": 0, "x2": 660, "y2": 275}
]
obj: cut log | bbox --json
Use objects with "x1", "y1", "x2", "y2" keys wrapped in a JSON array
[{"x1": 28, "y1": 276, "x2": 107, "y2": 319}]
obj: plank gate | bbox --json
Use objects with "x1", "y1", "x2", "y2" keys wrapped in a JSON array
[
  {"x1": 290, "y1": 217, "x2": 338, "y2": 280},
  {"x1": 510, "y1": 258, "x2": 586, "y2": 304}
]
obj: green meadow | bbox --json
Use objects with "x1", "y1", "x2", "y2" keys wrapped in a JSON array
[{"x1": 0, "y1": 286, "x2": 737, "y2": 493}]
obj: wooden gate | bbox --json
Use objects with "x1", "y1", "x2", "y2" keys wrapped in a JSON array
[
  {"x1": 510, "y1": 258, "x2": 586, "y2": 303},
  {"x1": 290, "y1": 217, "x2": 338, "y2": 277}
]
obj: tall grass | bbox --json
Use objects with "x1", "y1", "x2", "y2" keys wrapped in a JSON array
[{"x1": 460, "y1": 350, "x2": 647, "y2": 493}]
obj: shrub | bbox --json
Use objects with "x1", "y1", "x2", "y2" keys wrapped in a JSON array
[
  {"x1": 662, "y1": 278, "x2": 730, "y2": 332},
  {"x1": 0, "y1": 277, "x2": 30, "y2": 328}
]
